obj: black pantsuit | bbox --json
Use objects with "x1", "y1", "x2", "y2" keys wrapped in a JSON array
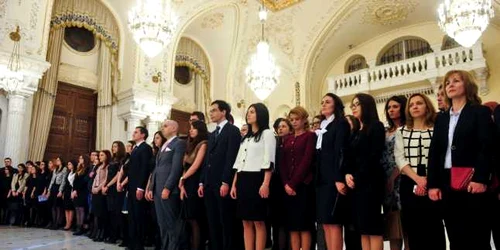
[
  {"x1": 428, "y1": 103, "x2": 494, "y2": 250},
  {"x1": 200, "y1": 121, "x2": 243, "y2": 250},
  {"x1": 204, "y1": 186, "x2": 240, "y2": 250},
  {"x1": 128, "y1": 142, "x2": 153, "y2": 250}
]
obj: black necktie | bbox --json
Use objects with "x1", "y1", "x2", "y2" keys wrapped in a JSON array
[{"x1": 215, "y1": 126, "x2": 221, "y2": 138}]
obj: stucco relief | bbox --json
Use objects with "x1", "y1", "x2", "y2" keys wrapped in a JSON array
[
  {"x1": 201, "y1": 12, "x2": 224, "y2": 29},
  {"x1": 0, "y1": 0, "x2": 41, "y2": 54},
  {"x1": 361, "y1": 0, "x2": 418, "y2": 25}
]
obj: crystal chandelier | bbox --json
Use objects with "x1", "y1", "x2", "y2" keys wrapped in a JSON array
[
  {"x1": 437, "y1": 0, "x2": 494, "y2": 48},
  {"x1": 0, "y1": 26, "x2": 25, "y2": 93},
  {"x1": 128, "y1": 0, "x2": 178, "y2": 58},
  {"x1": 245, "y1": 3, "x2": 280, "y2": 101}
]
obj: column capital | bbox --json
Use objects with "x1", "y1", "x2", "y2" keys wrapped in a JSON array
[{"x1": 0, "y1": 51, "x2": 50, "y2": 95}]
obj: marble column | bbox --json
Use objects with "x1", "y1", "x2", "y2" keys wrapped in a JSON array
[
  {"x1": 4, "y1": 93, "x2": 29, "y2": 165},
  {"x1": 124, "y1": 114, "x2": 146, "y2": 142},
  {"x1": 146, "y1": 119, "x2": 160, "y2": 144}
]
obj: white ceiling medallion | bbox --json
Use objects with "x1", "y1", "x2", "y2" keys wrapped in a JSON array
[{"x1": 362, "y1": 0, "x2": 418, "y2": 25}]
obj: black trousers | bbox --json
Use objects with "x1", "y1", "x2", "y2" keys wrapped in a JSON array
[
  {"x1": 441, "y1": 170, "x2": 491, "y2": 250},
  {"x1": 204, "y1": 186, "x2": 243, "y2": 250},
  {"x1": 492, "y1": 195, "x2": 500, "y2": 249},
  {"x1": 128, "y1": 194, "x2": 147, "y2": 250},
  {"x1": 400, "y1": 176, "x2": 446, "y2": 250}
]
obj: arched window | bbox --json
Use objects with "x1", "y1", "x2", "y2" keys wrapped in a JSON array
[
  {"x1": 345, "y1": 55, "x2": 368, "y2": 73},
  {"x1": 442, "y1": 35, "x2": 460, "y2": 50},
  {"x1": 378, "y1": 38, "x2": 433, "y2": 65}
]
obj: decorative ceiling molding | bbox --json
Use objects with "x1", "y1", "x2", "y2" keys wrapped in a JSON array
[
  {"x1": 361, "y1": 0, "x2": 418, "y2": 25},
  {"x1": 201, "y1": 12, "x2": 225, "y2": 29},
  {"x1": 256, "y1": 0, "x2": 303, "y2": 12}
]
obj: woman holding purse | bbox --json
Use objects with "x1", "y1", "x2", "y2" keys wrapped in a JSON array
[{"x1": 428, "y1": 70, "x2": 494, "y2": 250}]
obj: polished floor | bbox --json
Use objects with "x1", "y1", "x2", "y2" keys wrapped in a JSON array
[
  {"x1": 0, "y1": 226, "x2": 124, "y2": 250},
  {"x1": 0, "y1": 225, "x2": 496, "y2": 250}
]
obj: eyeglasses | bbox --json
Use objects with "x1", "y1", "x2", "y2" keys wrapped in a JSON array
[{"x1": 350, "y1": 102, "x2": 360, "y2": 110}]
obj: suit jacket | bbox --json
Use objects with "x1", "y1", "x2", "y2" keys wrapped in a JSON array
[
  {"x1": 316, "y1": 118, "x2": 351, "y2": 185},
  {"x1": 128, "y1": 142, "x2": 153, "y2": 192},
  {"x1": 428, "y1": 103, "x2": 494, "y2": 189},
  {"x1": 150, "y1": 137, "x2": 187, "y2": 195},
  {"x1": 201, "y1": 123, "x2": 241, "y2": 188}
]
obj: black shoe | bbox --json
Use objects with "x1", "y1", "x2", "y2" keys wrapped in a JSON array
[
  {"x1": 105, "y1": 237, "x2": 117, "y2": 244},
  {"x1": 118, "y1": 242, "x2": 128, "y2": 247},
  {"x1": 73, "y1": 229, "x2": 84, "y2": 236}
]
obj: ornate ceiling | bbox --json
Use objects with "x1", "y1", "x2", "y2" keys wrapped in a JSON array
[{"x1": 257, "y1": 0, "x2": 303, "y2": 12}]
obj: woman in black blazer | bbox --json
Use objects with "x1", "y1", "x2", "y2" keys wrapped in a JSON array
[
  {"x1": 345, "y1": 93, "x2": 385, "y2": 250},
  {"x1": 315, "y1": 93, "x2": 351, "y2": 250},
  {"x1": 428, "y1": 70, "x2": 494, "y2": 250}
]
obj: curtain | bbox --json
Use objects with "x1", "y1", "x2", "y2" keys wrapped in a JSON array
[
  {"x1": 27, "y1": 28, "x2": 65, "y2": 161},
  {"x1": 96, "y1": 41, "x2": 113, "y2": 150},
  {"x1": 176, "y1": 38, "x2": 211, "y2": 116}
]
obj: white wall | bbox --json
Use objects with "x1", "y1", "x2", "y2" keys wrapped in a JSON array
[{"x1": 0, "y1": 93, "x2": 8, "y2": 161}]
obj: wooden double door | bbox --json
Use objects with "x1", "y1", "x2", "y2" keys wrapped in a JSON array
[{"x1": 44, "y1": 82, "x2": 97, "y2": 161}]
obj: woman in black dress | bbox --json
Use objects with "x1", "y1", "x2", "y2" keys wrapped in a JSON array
[
  {"x1": 38, "y1": 161, "x2": 52, "y2": 227},
  {"x1": 103, "y1": 141, "x2": 126, "y2": 244},
  {"x1": 230, "y1": 103, "x2": 276, "y2": 250},
  {"x1": 345, "y1": 93, "x2": 385, "y2": 250},
  {"x1": 63, "y1": 160, "x2": 77, "y2": 230},
  {"x1": 315, "y1": 93, "x2": 351, "y2": 250},
  {"x1": 72, "y1": 154, "x2": 90, "y2": 235},
  {"x1": 47, "y1": 157, "x2": 68, "y2": 229},
  {"x1": 91, "y1": 150, "x2": 111, "y2": 242},
  {"x1": 116, "y1": 140, "x2": 134, "y2": 248},
  {"x1": 24, "y1": 163, "x2": 42, "y2": 227},
  {"x1": 178, "y1": 120, "x2": 208, "y2": 250},
  {"x1": 1, "y1": 166, "x2": 14, "y2": 224}
]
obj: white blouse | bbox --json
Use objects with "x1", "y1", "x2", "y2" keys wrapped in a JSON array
[{"x1": 233, "y1": 129, "x2": 276, "y2": 172}]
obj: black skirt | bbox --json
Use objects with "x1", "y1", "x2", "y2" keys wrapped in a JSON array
[
  {"x1": 50, "y1": 184, "x2": 63, "y2": 208},
  {"x1": 351, "y1": 187, "x2": 384, "y2": 236},
  {"x1": 63, "y1": 186, "x2": 74, "y2": 210},
  {"x1": 92, "y1": 193, "x2": 107, "y2": 217},
  {"x1": 73, "y1": 189, "x2": 88, "y2": 208},
  {"x1": 283, "y1": 183, "x2": 315, "y2": 231},
  {"x1": 236, "y1": 171, "x2": 268, "y2": 221},
  {"x1": 181, "y1": 171, "x2": 202, "y2": 220},
  {"x1": 316, "y1": 183, "x2": 348, "y2": 225}
]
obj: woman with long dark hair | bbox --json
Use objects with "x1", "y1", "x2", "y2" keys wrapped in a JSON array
[
  {"x1": 103, "y1": 141, "x2": 126, "y2": 243},
  {"x1": 91, "y1": 150, "x2": 112, "y2": 242},
  {"x1": 315, "y1": 93, "x2": 351, "y2": 250},
  {"x1": 345, "y1": 93, "x2": 385, "y2": 250},
  {"x1": 116, "y1": 140, "x2": 134, "y2": 247},
  {"x1": 381, "y1": 95, "x2": 407, "y2": 250},
  {"x1": 231, "y1": 103, "x2": 276, "y2": 250},
  {"x1": 72, "y1": 154, "x2": 90, "y2": 235},
  {"x1": 1, "y1": 166, "x2": 14, "y2": 224},
  {"x1": 428, "y1": 70, "x2": 494, "y2": 250},
  {"x1": 47, "y1": 157, "x2": 68, "y2": 229},
  {"x1": 23, "y1": 163, "x2": 39, "y2": 227},
  {"x1": 37, "y1": 161, "x2": 51, "y2": 227},
  {"x1": 8, "y1": 164, "x2": 28, "y2": 225},
  {"x1": 178, "y1": 120, "x2": 208, "y2": 250},
  {"x1": 63, "y1": 160, "x2": 77, "y2": 230}
]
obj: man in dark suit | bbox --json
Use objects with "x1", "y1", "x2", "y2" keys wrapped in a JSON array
[
  {"x1": 128, "y1": 126, "x2": 153, "y2": 250},
  {"x1": 148, "y1": 120, "x2": 186, "y2": 250},
  {"x1": 198, "y1": 100, "x2": 242, "y2": 250}
]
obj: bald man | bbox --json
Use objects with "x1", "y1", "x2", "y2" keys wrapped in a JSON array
[{"x1": 149, "y1": 119, "x2": 186, "y2": 250}]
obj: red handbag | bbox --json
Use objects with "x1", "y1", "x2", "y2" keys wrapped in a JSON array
[{"x1": 450, "y1": 167, "x2": 475, "y2": 191}]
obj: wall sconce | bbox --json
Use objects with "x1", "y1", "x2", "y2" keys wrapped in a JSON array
[
  {"x1": 237, "y1": 99, "x2": 245, "y2": 109},
  {"x1": 152, "y1": 72, "x2": 162, "y2": 83}
]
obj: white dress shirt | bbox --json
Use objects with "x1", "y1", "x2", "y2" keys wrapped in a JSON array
[
  {"x1": 233, "y1": 129, "x2": 276, "y2": 172},
  {"x1": 445, "y1": 106, "x2": 463, "y2": 169}
]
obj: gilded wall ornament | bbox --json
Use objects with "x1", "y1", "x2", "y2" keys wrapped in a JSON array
[
  {"x1": 257, "y1": 0, "x2": 303, "y2": 12},
  {"x1": 362, "y1": 0, "x2": 418, "y2": 25},
  {"x1": 201, "y1": 12, "x2": 224, "y2": 29}
]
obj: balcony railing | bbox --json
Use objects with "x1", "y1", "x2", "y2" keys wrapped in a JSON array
[{"x1": 328, "y1": 43, "x2": 487, "y2": 97}]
